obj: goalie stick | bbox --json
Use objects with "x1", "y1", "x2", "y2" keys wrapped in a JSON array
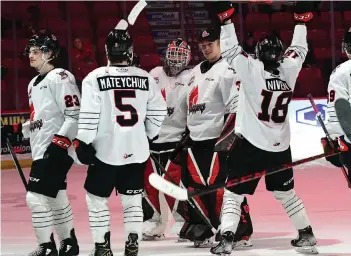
[
  {"x1": 335, "y1": 98, "x2": 351, "y2": 142},
  {"x1": 149, "y1": 150, "x2": 340, "y2": 201},
  {"x1": 149, "y1": 153, "x2": 217, "y2": 235},
  {"x1": 307, "y1": 94, "x2": 351, "y2": 188},
  {"x1": 6, "y1": 138, "x2": 28, "y2": 191}
]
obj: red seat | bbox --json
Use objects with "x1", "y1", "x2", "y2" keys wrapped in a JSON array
[
  {"x1": 295, "y1": 67, "x2": 325, "y2": 97},
  {"x1": 280, "y1": 30, "x2": 293, "y2": 46},
  {"x1": 344, "y1": 11, "x2": 351, "y2": 23},
  {"x1": 92, "y1": 2, "x2": 119, "y2": 17},
  {"x1": 39, "y1": 1, "x2": 61, "y2": 18},
  {"x1": 253, "y1": 31, "x2": 270, "y2": 41},
  {"x1": 307, "y1": 29, "x2": 329, "y2": 48},
  {"x1": 67, "y1": 2, "x2": 88, "y2": 18},
  {"x1": 314, "y1": 48, "x2": 332, "y2": 61},
  {"x1": 71, "y1": 19, "x2": 92, "y2": 39},
  {"x1": 97, "y1": 18, "x2": 121, "y2": 37},
  {"x1": 139, "y1": 53, "x2": 161, "y2": 71},
  {"x1": 2, "y1": 39, "x2": 13, "y2": 57},
  {"x1": 271, "y1": 13, "x2": 294, "y2": 30},
  {"x1": 245, "y1": 13, "x2": 270, "y2": 31},
  {"x1": 320, "y1": 11, "x2": 343, "y2": 29},
  {"x1": 133, "y1": 36, "x2": 157, "y2": 55},
  {"x1": 334, "y1": 28, "x2": 345, "y2": 48},
  {"x1": 1, "y1": 58, "x2": 14, "y2": 69},
  {"x1": 18, "y1": 78, "x2": 32, "y2": 109},
  {"x1": 47, "y1": 19, "x2": 68, "y2": 38}
]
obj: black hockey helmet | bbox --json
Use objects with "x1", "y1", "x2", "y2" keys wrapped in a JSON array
[
  {"x1": 255, "y1": 34, "x2": 284, "y2": 64},
  {"x1": 24, "y1": 30, "x2": 60, "y2": 60},
  {"x1": 105, "y1": 28, "x2": 133, "y2": 64},
  {"x1": 342, "y1": 26, "x2": 351, "y2": 56}
]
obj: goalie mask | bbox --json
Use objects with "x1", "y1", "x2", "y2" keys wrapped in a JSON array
[
  {"x1": 105, "y1": 29, "x2": 133, "y2": 65},
  {"x1": 342, "y1": 26, "x2": 351, "y2": 59},
  {"x1": 255, "y1": 34, "x2": 284, "y2": 65},
  {"x1": 165, "y1": 38, "x2": 191, "y2": 76},
  {"x1": 24, "y1": 31, "x2": 60, "y2": 72}
]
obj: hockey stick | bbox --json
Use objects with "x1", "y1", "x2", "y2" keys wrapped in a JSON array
[
  {"x1": 149, "y1": 150, "x2": 341, "y2": 201},
  {"x1": 307, "y1": 94, "x2": 351, "y2": 188},
  {"x1": 128, "y1": 0, "x2": 147, "y2": 25},
  {"x1": 149, "y1": 153, "x2": 217, "y2": 235},
  {"x1": 335, "y1": 98, "x2": 351, "y2": 142},
  {"x1": 6, "y1": 137, "x2": 28, "y2": 191}
]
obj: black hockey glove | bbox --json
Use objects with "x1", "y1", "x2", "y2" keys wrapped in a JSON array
[
  {"x1": 321, "y1": 137, "x2": 343, "y2": 167},
  {"x1": 212, "y1": 1, "x2": 235, "y2": 24},
  {"x1": 73, "y1": 138, "x2": 96, "y2": 165},
  {"x1": 293, "y1": 1, "x2": 321, "y2": 23},
  {"x1": 43, "y1": 134, "x2": 71, "y2": 162}
]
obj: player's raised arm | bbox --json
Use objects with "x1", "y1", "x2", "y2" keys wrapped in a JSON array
[
  {"x1": 145, "y1": 74, "x2": 167, "y2": 141},
  {"x1": 75, "y1": 71, "x2": 101, "y2": 145},
  {"x1": 280, "y1": 2, "x2": 319, "y2": 76},
  {"x1": 53, "y1": 70, "x2": 81, "y2": 142}
]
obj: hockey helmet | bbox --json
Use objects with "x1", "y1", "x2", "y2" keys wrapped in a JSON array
[
  {"x1": 132, "y1": 53, "x2": 140, "y2": 67},
  {"x1": 24, "y1": 30, "x2": 60, "y2": 60},
  {"x1": 342, "y1": 26, "x2": 351, "y2": 57},
  {"x1": 165, "y1": 38, "x2": 191, "y2": 76},
  {"x1": 255, "y1": 34, "x2": 284, "y2": 64},
  {"x1": 105, "y1": 28, "x2": 133, "y2": 64}
]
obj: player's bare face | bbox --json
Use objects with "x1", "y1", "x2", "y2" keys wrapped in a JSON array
[
  {"x1": 199, "y1": 40, "x2": 220, "y2": 62},
  {"x1": 28, "y1": 47, "x2": 45, "y2": 69}
]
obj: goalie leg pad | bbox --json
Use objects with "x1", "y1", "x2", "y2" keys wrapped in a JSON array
[
  {"x1": 273, "y1": 189, "x2": 311, "y2": 230},
  {"x1": 143, "y1": 158, "x2": 161, "y2": 220}
]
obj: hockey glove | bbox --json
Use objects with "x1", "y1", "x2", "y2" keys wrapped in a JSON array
[
  {"x1": 73, "y1": 138, "x2": 96, "y2": 165},
  {"x1": 321, "y1": 137, "x2": 343, "y2": 167},
  {"x1": 293, "y1": 1, "x2": 320, "y2": 23},
  {"x1": 44, "y1": 134, "x2": 71, "y2": 162},
  {"x1": 212, "y1": 1, "x2": 235, "y2": 24}
]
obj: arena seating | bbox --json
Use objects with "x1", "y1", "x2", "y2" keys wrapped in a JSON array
[{"x1": 1, "y1": 1, "x2": 350, "y2": 110}]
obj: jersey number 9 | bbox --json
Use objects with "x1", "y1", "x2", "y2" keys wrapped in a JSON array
[
  {"x1": 114, "y1": 90, "x2": 138, "y2": 127},
  {"x1": 258, "y1": 90, "x2": 293, "y2": 123}
]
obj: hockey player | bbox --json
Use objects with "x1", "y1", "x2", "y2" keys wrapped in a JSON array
[
  {"x1": 176, "y1": 26, "x2": 253, "y2": 248},
  {"x1": 322, "y1": 27, "x2": 351, "y2": 181},
  {"x1": 72, "y1": 22, "x2": 167, "y2": 256},
  {"x1": 211, "y1": 2, "x2": 319, "y2": 255},
  {"x1": 2, "y1": 31, "x2": 80, "y2": 256},
  {"x1": 142, "y1": 38, "x2": 192, "y2": 241}
]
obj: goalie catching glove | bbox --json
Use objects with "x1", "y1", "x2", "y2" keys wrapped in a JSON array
[
  {"x1": 212, "y1": 1, "x2": 235, "y2": 24},
  {"x1": 73, "y1": 138, "x2": 96, "y2": 165}
]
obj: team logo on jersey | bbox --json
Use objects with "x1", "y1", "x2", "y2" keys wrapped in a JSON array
[
  {"x1": 161, "y1": 88, "x2": 166, "y2": 101},
  {"x1": 265, "y1": 78, "x2": 291, "y2": 91},
  {"x1": 188, "y1": 76, "x2": 195, "y2": 87},
  {"x1": 29, "y1": 119, "x2": 43, "y2": 132},
  {"x1": 154, "y1": 77, "x2": 159, "y2": 83},
  {"x1": 167, "y1": 107, "x2": 175, "y2": 116},
  {"x1": 123, "y1": 153, "x2": 133, "y2": 159},
  {"x1": 58, "y1": 70, "x2": 68, "y2": 80},
  {"x1": 188, "y1": 86, "x2": 206, "y2": 114},
  {"x1": 202, "y1": 30, "x2": 209, "y2": 37}
]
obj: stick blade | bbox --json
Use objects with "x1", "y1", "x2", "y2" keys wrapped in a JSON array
[
  {"x1": 149, "y1": 173, "x2": 188, "y2": 201},
  {"x1": 127, "y1": 0, "x2": 147, "y2": 25},
  {"x1": 335, "y1": 98, "x2": 351, "y2": 141}
]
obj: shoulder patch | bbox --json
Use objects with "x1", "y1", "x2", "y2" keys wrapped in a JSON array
[{"x1": 57, "y1": 70, "x2": 68, "y2": 80}]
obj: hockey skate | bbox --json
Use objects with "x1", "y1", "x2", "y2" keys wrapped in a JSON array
[
  {"x1": 124, "y1": 233, "x2": 139, "y2": 256},
  {"x1": 29, "y1": 233, "x2": 58, "y2": 256},
  {"x1": 142, "y1": 220, "x2": 165, "y2": 241},
  {"x1": 210, "y1": 231, "x2": 234, "y2": 255},
  {"x1": 59, "y1": 229, "x2": 79, "y2": 256},
  {"x1": 291, "y1": 226, "x2": 318, "y2": 254},
  {"x1": 193, "y1": 236, "x2": 215, "y2": 248},
  {"x1": 233, "y1": 235, "x2": 253, "y2": 249},
  {"x1": 89, "y1": 232, "x2": 113, "y2": 256}
]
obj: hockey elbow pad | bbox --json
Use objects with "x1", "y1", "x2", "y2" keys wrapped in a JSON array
[
  {"x1": 293, "y1": 1, "x2": 321, "y2": 23},
  {"x1": 213, "y1": 1, "x2": 235, "y2": 24},
  {"x1": 73, "y1": 138, "x2": 96, "y2": 165}
]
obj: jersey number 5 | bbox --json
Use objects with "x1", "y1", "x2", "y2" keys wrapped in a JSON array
[
  {"x1": 258, "y1": 90, "x2": 293, "y2": 123},
  {"x1": 114, "y1": 90, "x2": 138, "y2": 127}
]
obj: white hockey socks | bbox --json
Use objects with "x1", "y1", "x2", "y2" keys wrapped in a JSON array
[
  {"x1": 220, "y1": 189, "x2": 245, "y2": 234},
  {"x1": 273, "y1": 189, "x2": 311, "y2": 230},
  {"x1": 48, "y1": 190, "x2": 74, "y2": 241},
  {"x1": 26, "y1": 191, "x2": 53, "y2": 244},
  {"x1": 86, "y1": 192, "x2": 110, "y2": 243},
  {"x1": 121, "y1": 194, "x2": 143, "y2": 241}
]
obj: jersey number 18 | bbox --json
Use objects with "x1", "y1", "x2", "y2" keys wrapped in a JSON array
[{"x1": 257, "y1": 90, "x2": 293, "y2": 123}]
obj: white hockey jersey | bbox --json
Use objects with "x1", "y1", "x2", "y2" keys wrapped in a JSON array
[
  {"x1": 76, "y1": 65, "x2": 167, "y2": 166},
  {"x1": 325, "y1": 60, "x2": 351, "y2": 140},
  {"x1": 220, "y1": 23, "x2": 307, "y2": 152},
  {"x1": 27, "y1": 68, "x2": 80, "y2": 161},
  {"x1": 186, "y1": 59, "x2": 239, "y2": 141},
  {"x1": 150, "y1": 67, "x2": 192, "y2": 144}
]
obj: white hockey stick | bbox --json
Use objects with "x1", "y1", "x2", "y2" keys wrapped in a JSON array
[{"x1": 128, "y1": 0, "x2": 147, "y2": 25}]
